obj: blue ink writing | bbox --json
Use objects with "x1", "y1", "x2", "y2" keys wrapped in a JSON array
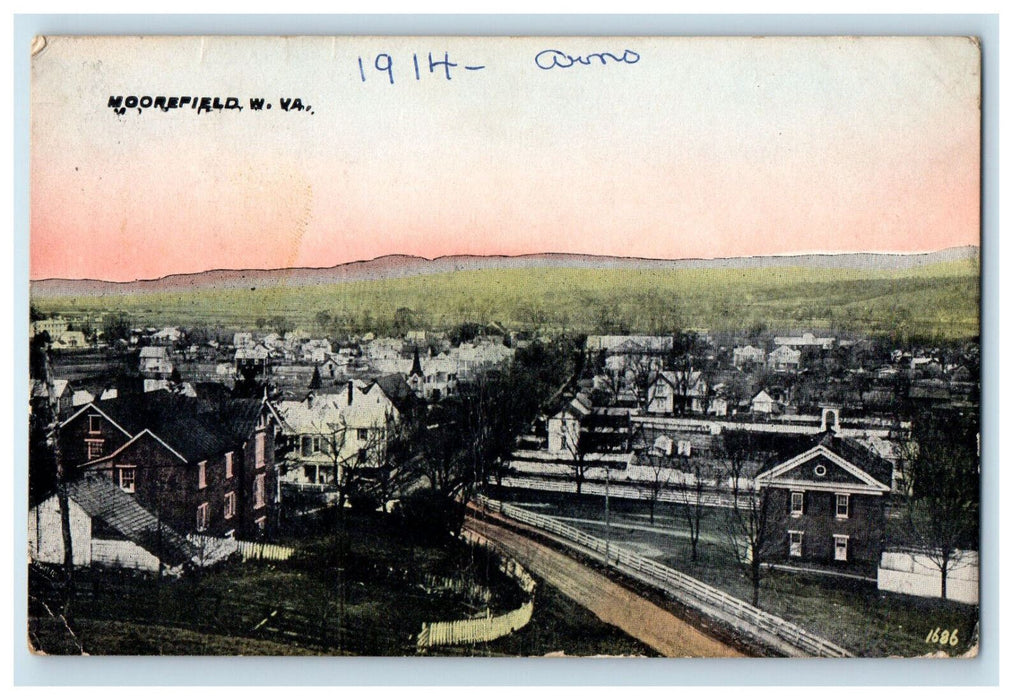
[
  {"x1": 534, "y1": 49, "x2": 640, "y2": 70},
  {"x1": 357, "y1": 52, "x2": 485, "y2": 85}
]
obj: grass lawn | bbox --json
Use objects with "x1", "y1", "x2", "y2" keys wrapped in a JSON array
[
  {"x1": 29, "y1": 618, "x2": 319, "y2": 656},
  {"x1": 502, "y1": 490, "x2": 980, "y2": 657},
  {"x1": 29, "y1": 510, "x2": 654, "y2": 657}
]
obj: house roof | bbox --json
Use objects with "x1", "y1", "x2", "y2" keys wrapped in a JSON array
[
  {"x1": 71, "y1": 393, "x2": 267, "y2": 464},
  {"x1": 371, "y1": 373, "x2": 418, "y2": 412},
  {"x1": 755, "y1": 430, "x2": 893, "y2": 488},
  {"x1": 31, "y1": 379, "x2": 69, "y2": 399},
  {"x1": 63, "y1": 475, "x2": 197, "y2": 566}
]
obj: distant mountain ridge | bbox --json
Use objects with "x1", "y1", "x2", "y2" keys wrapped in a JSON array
[{"x1": 31, "y1": 246, "x2": 979, "y2": 298}]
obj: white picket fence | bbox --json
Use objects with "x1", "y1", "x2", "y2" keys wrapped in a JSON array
[
  {"x1": 416, "y1": 532, "x2": 536, "y2": 651},
  {"x1": 476, "y1": 495, "x2": 852, "y2": 658},
  {"x1": 237, "y1": 540, "x2": 295, "y2": 562},
  {"x1": 495, "y1": 474, "x2": 751, "y2": 509},
  {"x1": 416, "y1": 600, "x2": 535, "y2": 650},
  {"x1": 187, "y1": 535, "x2": 295, "y2": 564}
]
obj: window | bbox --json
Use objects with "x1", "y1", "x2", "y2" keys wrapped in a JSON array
[
  {"x1": 88, "y1": 414, "x2": 102, "y2": 434},
  {"x1": 224, "y1": 491, "x2": 236, "y2": 520},
  {"x1": 301, "y1": 436, "x2": 313, "y2": 457},
  {"x1": 254, "y1": 473, "x2": 266, "y2": 509},
  {"x1": 118, "y1": 466, "x2": 136, "y2": 493},
  {"x1": 255, "y1": 432, "x2": 266, "y2": 468},
  {"x1": 196, "y1": 502, "x2": 209, "y2": 532},
  {"x1": 833, "y1": 535, "x2": 849, "y2": 562},
  {"x1": 836, "y1": 493, "x2": 849, "y2": 519},
  {"x1": 225, "y1": 451, "x2": 234, "y2": 479},
  {"x1": 789, "y1": 531, "x2": 803, "y2": 557},
  {"x1": 814, "y1": 464, "x2": 827, "y2": 477},
  {"x1": 790, "y1": 491, "x2": 804, "y2": 517},
  {"x1": 357, "y1": 428, "x2": 369, "y2": 442},
  {"x1": 198, "y1": 461, "x2": 207, "y2": 489},
  {"x1": 85, "y1": 439, "x2": 104, "y2": 460}
]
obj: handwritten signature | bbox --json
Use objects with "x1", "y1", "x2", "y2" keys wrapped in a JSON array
[{"x1": 534, "y1": 49, "x2": 640, "y2": 70}]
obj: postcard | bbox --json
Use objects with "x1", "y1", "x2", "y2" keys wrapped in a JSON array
[{"x1": 27, "y1": 35, "x2": 981, "y2": 659}]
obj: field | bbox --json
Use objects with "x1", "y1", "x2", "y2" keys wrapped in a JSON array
[
  {"x1": 33, "y1": 259, "x2": 980, "y2": 339},
  {"x1": 499, "y1": 490, "x2": 980, "y2": 658}
]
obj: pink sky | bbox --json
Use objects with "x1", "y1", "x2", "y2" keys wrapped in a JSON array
[{"x1": 31, "y1": 36, "x2": 981, "y2": 282}]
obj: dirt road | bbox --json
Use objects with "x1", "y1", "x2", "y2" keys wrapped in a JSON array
[{"x1": 464, "y1": 513, "x2": 745, "y2": 658}]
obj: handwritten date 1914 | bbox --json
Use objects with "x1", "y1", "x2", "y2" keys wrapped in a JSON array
[{"x1": 534, "y1": 49, "x2": 640, "y2": 70}]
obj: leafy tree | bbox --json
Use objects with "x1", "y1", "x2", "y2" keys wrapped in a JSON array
[
  {"x1": 392, "y1": 307, "x2": 419, "y2": 336},
  {"x1": 271, "y1": 315, "x2": 296, "y2": 337},
  {"x1": 103, "y1": 313, "x2": 132, "y2": 343},
  {"x1": 314, "y1": 310, "x2": 332, "y2": 334}
]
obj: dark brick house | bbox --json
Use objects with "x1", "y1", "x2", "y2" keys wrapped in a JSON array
[
  {"x1": 755, "y1": 430, "x2": 893, "y2": 576},
  {"x1": 59, "y1": 392, "x2": 282, "y2": 539}
]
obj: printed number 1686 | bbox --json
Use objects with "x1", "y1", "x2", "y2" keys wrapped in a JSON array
[{"x1": 925, "y1": 628, "x2": 959, "y2": 646}]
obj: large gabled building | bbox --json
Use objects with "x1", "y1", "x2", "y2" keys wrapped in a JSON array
[
  {"x1": 755, "y1": 429, "x2": 894, "y2": 576},
  {"x1": 59, "y1": 392, "x2": 282, "y2": 539}
]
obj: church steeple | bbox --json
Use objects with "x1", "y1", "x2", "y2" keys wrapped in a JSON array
[{"x1": 410, "y1": 346, "x2": 423, "y2": 377}]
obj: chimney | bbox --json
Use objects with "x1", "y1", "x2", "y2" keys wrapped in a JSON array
[{"x1": 348, "y1": 380, "x2": 354, "y2": 406}]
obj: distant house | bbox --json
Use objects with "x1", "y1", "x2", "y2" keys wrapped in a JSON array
[
  {"x1": 646, "y1": 371, "x2": 720, "y2": 415},
  {"x1": 767, "y1": 346, "x2": 801, "y2": 373},
  {"x1": 52, "y1": 331, "x2": 88, "y2": 350},
  {"x1": 751, "y1": 390, "x2": 778, "y2": 415},
  {"x1": 233, "y1": 332, "x2": 253, "y2": 348},
  {"x1": 585, "y1": 335, "x2": 673, "y2": 355},
  {"x1": 406, "y1": 349, "x2": 458, "y2": 401},
  {"x1": 29, "y1": 474, "x2": 199, "y2": 575},
  {"x1": 547, "y1": 394, "x2": 593, "y2": 456},
  {"x1": 773, "y1": 333, "x2": 834, "y2": 351},
  {"x1": 30, "y1": 317, "x2": 69, "y2": 340},
  {"x1": 732, "y1": 345, "x2": 766, "y2": 369},
  {"x1": 276, "y1": 381, "x2": 400, "y2": 485},
  {"x1": 150, "y1": 327, "x2": 183, "y2": 345},
  {"x1": 31, "y1": 378, "x2": 73, "y2": 417},
  {"x1": 755, "y1": 430, "x2": 894, "y2": 576},
  {"x1": 302, "y1": 339, "x2": 333, "y2": 364},
  {"x1": 139, "y1": 346, "x2": 173, "y2": 377},
  {"x1": 59, "y1": 393, "x2": 281, "y2": 539},
  {"x1": 235, "y1": 342, "x2": 272, "y2": 376}
]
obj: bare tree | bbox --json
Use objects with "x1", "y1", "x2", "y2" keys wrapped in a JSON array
[
  {"x1": 644, "y1": 447, "x2": 676, "y2": 525},
  {"x1": 359, "y1": 417, "x2": 418, "y2": 507},
  {"x1": 677, "y1": 456, "x2": 711, "y2": 562},
  {"x1": 717, "y1": 430, "x2": 780, "y2": 608},
  {"x1": 560, "y1": 417, "x2": 594, "y2": 495},
  {"x1": 895, "y1": 411, "x2": 980, "y2": 599},
  {"x1": 40, "y1": 346, "x2": 76, "y2": 622}
]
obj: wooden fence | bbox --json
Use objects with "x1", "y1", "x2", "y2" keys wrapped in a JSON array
[
  {"x1": 476, "y1": 495, "x2": 852, "y2": 658},
  {"x1": 187, "y1": 535, "x2": 296, "y2": 564},
  {"x1": 237, "y1": 540, "x2": 295, "y2": 562},
  {"x1": 416, "y1": 532, "x2": 536, "y2": 652},
  {"x1": 495, "y1": 474, "x2": 751, "y2": 509}
]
